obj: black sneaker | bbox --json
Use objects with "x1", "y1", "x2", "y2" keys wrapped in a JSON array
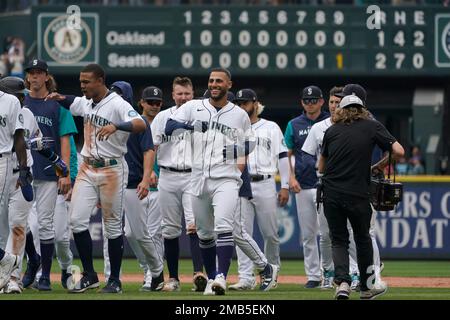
[
  {"x1": 259, "y1": 264, "x2": 278, "y2": 291},
  {"x1": 68, "y1": 272, "x2": 100, "y2": 293},
  {"x1": 151, "y1": 271, "x2": 164, "y2": 291},
  {"x1": 22, "y1": 256, "x2": 41, "y2": 289},
  {"x1": 304, "y1": 280, "x2": 321, "y2": 289},
  {"x1": 37, "y1": 277, "x2": 51, "y2": 291},
  {"x1": 100, "y1": 278, "x2": 122, "y2": 294},
  {"x1": 61, "y1": 270, "x2": 71, "y2": 289}
]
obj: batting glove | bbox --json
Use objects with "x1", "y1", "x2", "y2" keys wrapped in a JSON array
[{"x1": 17, "y1": 167, "x2": 34, "y2": 202}]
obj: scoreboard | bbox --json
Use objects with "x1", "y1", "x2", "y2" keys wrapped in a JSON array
[{"x1": 35, "y1": 5, "x2": 450, "y2": 76}]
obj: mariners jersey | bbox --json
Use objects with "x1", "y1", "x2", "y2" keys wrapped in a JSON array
[
  {"x1": 248, "y1": 118, "x2": 287, "y2": 176},
  {"x1": 170, "y1": 99, "x2": 252, "y2": 194},
  {"x1": 0, "y1": 91, "x2": 24, "y2": 153},
  {"x1": 151, "y1": 106, "x2": 192, "y2": 170},
  {"x1": 69, "y1": 92, "x2": 144, "y2": 159},
  {"x1": 301, "y1": 117, "x2": 332, "y2": 177},
  {"x1": 25, "y1": 96, "x2": 77, "y2": 181},
  {"x1": 284, "y1": 111, "x2": 329, "y2": 189},
  {"x1": 11, "y1": 107, "x2": 41, "y2": 169}
]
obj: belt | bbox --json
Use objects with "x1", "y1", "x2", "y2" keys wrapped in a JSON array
[
  {"x1": 160, "y1": 166, "x2": 192, "y2": 173},
  {"x1": 13, "y1": 168, "x2": 20, "y2": 174},
  {"x1": 84, "y1": 157, "x2": 118, "y2": 168},
  {"x1": 250, "y1": 174, "x2": 272, "y2": 182}
]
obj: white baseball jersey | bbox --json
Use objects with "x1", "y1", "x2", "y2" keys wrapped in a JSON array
[
  {"x1": 170, "y1": 99, "x2": 252, "y2": 195},
  {"x1": 301, "y1": 117, "x2": 332, "y2": 176},
  {"x1": 69, "y1": 92, "x2": 144, "y2": 159},
  {"x1": 12, "y1": 107, "x2": 41, "y2": 168},
  {"x1": 151, "y1": 106, "x2": 192, "y2": 170},
  {"x1": 0, "y1": 91, "x2": 24, "y2": 153},
  {"x1": 248, "y1": 118, "x2": 287, "y2": 176}
]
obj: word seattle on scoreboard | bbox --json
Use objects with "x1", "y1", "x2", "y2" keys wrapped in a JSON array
[{"x1": 35, "y1": 6, "x2": 450, "y2": 75}]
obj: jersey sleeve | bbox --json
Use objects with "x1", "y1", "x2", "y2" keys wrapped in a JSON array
[
  {"x1": 321, "y1": 129, "x2": 330, "y2": 158},
  {"x1": 69, "y1": 96, "x2": 86, "y2": 117},
  {"x1": 276, "y1": 124, "x2": 288, "y2": 155},
  {"x1": 59, "y1": 107, "x2": 78, "y2": 137},
  {"x1": 11, "y1": 98, "x2": 24, "y2": 132},
  {"x1": 284, "y1": 121, "x2": 294, "y2": 150},
  {"x1": 170, "y1": 102, "x2": 191, "y2": 122},
  {"x1": 118, "y1": 101, "x2": 144, "y2": 123},
  {"x1": 150, "y1": 113, "x2": 163, "y2": 146},
  {"x1": 302, "y1": 124, "x2": 318, "y2": 156},
  {"x1": 140, "y1": 121, "x2": 154, "y2": 152},
  {"x1": 374, "y1": 121, "x2": 396, "y2": 152}
]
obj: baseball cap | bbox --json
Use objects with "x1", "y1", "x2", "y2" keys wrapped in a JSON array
[
  {"x1": 302, "y1": 85, "x2": 323, "y2": 99},
  {"x1": 234, "y1": 89, "x2": 257, "y2": 103},
  {"x1": 142, "y1": 86, "x2": 163, "y2": 101},
  {"x1": 336, "y1": 84, "x2": 367, "y2": 103},
  {"x1": 25, "y1": 59, "x2": 48, "y2": 73},
  {"x1": 0, "y1": 76, "x2": 30, "y2": 94},
  {"x1": 338, "y1": 94, "x2": 365, "y2": 109}
]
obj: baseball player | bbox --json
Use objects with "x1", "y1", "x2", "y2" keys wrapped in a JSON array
[
  {"x1": 284, "y1": 85, "x2": 329, "y2": 288},
  {"x1": 22, "y1": 59, "x2": 76, "y2": 291},
  {"x1": 102, "y1": 81, "x2": 165, "y2": 292},
  {"x1": 228, "y1": 89, "x2": 289, "y2": 290},
  {"x1": 0, "y1": 76, "x2": 69, "y2": 293},
  {"x1": 45, "y1": 63, "x2": 146, "y2": 293},
  {"x1": 151, "y1": 77, "x2": 206, "y2": 292},
  {"x1": 166, "y1": 68, "x2": 276, "y2": 295},
  {"x1": 0, "y1": 87, "x2": 28, "y2": 290}
]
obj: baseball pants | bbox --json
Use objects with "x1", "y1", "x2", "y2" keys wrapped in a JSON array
[
  {"x1": 295, "y1": 188, "x2": 321, "y2": 282},
  {"x1": 0, "y1": 154, "x2": 13, "y2": 249},
  {"x1": 70, "y1": 160, "x2": 128, "y2": 239},
  {"x1": 32, "y1": 180, "x2": 58, "y2": 242},
  {"x1": 235, "y1": 178, "x2": 279, "y2": 281},
  {"x1": 233, "y1": 197, "x2": 268, "y2": 281},
  {"x1": 158, "y1": 170, "x2": 195, "y2": 239},
  {"x1": 191, "y1": 178, "x2": 240, "y2": 240}
]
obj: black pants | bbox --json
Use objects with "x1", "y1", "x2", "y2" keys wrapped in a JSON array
[{"x1": 323, "y1": 192, "x2": 374, "y2": 291}]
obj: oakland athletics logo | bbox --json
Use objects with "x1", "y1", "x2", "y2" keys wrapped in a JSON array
[{"x1": 43, "y1": 15, "x2": 92, "y2": 64}]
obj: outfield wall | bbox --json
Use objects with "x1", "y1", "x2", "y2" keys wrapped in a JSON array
[{"x1": 83, "y1": 176, "x2": 450, "y2": 260}]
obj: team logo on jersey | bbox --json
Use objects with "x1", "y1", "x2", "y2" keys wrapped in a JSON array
[
  {"x1": 435, "y1": 14, "x2": 450, "y2": 67},
  {"x1": 38, "y1": 13, "x2": 99, "y2": 66},
  {"x1": 0, "y1": 115, "x2": 6, "y2": 127},
  {"x1": 18, "y1": 114, "x2": 24, "y2": 125},
  {"x1": 128, "y1": 110, "x2": 138, "y2": 117}
]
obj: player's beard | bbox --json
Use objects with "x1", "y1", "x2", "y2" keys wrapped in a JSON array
[
  {"x1": 209, "y1": 87, "x2": 227, "y2": 101},
  {"x1": 246, "y1": 105, "x2": 255, "y2": 118}
]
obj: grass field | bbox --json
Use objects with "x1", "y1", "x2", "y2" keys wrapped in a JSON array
[{"x1": 0, "y1": 259, "x2": 449, "y2": 300}]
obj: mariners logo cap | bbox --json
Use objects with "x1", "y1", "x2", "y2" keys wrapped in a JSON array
[
  {"x1": 338, "y1": 94, "x2": 365, "y2": 109},
  {"x1": 25, "y1": 59, "x2": 49, "y2": 73},
  {"x1": 302, "y1": 85, "x2": 323, "y2": 99},
  {"x1": 142, "y1": 86, "x2": 163, "y2": 101},
  {"x1": 234, "y1": 89, "x2": 257, "y2": 103},
  {"x1": 336, "y1": 84, "x2": 367, "y2": 104}
]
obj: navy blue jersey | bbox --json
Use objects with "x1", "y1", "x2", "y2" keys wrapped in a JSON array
[
  {"x1": 285, "y1": 111, "x2": 329, "y2": 189},
  {"x1": 239, "y1": 165, "x2": 253, "y2": 199},
  {"x1": 125, "y1": 117, "x2": 154, "y2": 189},
  {"x1": 25, "y1": 96, "x2": 77, "y2": 181}
]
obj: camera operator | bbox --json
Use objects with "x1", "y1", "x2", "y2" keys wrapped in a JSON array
[{"x1": 318, "y1": 95, "x2": 404, "y2": 300}]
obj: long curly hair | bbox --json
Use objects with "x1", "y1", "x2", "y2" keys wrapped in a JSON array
[{"x1": 332, "y1": 106, "x2": 370, "y2": 124}]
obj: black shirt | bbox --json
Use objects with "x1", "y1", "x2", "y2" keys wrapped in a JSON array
[{"x1": 321, "y1": 118, "x2": 396, "y2": 199}]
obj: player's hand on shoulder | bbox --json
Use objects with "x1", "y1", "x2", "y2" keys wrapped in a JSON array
[
  {"x1": 289, "y1": 175, "x2": 301, "y2": 193},
  {"x1": 278, "y1": 188, "x2": 290, "y2": 206},
  {"x1": 45, "y1": 92, "x2": 66, "y2": 101},
  {"x1": 97, "y1": 124, "x2": 117, "y2": 141}
]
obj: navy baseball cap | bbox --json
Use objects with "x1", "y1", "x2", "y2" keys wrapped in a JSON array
[
  {"x1": 234, "y1": 89, "x2": 257, "y2": 103},
  {"x1": 142, "y1": 86, "x2": 163, "y2": 101},
  {"x1": 25, "y1": 59, "x2": 48, "y2": 73},
  {"x1": 336, "y1": 84, "x2": 367, "y2": 103},
  {"x1": 302, "y1": 85, "x2": 323, "y2": 99}
]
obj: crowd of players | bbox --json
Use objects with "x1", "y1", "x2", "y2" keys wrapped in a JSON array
[{"x1": 0, "y1": 58, "x2": 393, "y2": 299}]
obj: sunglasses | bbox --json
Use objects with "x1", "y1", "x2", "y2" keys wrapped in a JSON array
[
  {"x1": 302, "y1": 98, "x2": 319, "y2": 105},
  {"x1": 145, "y1": 100, "x2": 161, "y2": 106}
]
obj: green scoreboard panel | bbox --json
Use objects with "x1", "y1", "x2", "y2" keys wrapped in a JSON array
[{"x1": 34, "y1": 5, "x2": 450, "y2": 76}]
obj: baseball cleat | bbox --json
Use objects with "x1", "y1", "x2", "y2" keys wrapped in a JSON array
[
  {"x1": 203, "y1": 279, "x2": 215, "y2": 296},
  {"x1": 68, "y1": 272, "x2": 100, "y2": 293},
  {"x1": 350, "y1": 273, "x2": 360, "y2": 292},
  {"x1": 259, "y1": 264, "x2": 278, "y2": 291},
  {"x1": 360, "y1": 282, "x2": 387, "y2": 300},
  {"x1": 61, "y1": 270, "x2": 71, "y2": 290},
  {"x1": 321, "y1": 270, "x2": 335, "y2": 290},
  {"x1": 212, "y1": 273, "x2": 226, "y2": 295},
  {"x1": 100, "y1": 278, "x2": 122, "y2": 294},
  {"x1": 140, "y1": 270, "x2": 152, "y2": 292},
  {"x1": 192, "y1": 272, "x2": 208, "y2": 292},
  {"x1": 3, "y1": 279, "x2": 22, "y2": 294},
  {"x1": 304, "y1": 280, "x2": 321, "y2": 289},
  {"x1": 335, "y1": 282, "x2": 351, "y2": 300},
  {"x1": 228, "y1": 278, "x2": 257, "y2": 291},
  {"x1": 162, "y1": 278, "x2": 180, "y2": 292},
  {"x1": 0, "y1": 253, "x2": 19, "y2": 290},
  {"x1": 22, "y1": 256, "x2": 41, "y2": 289},
  {"x1": 151, "y1": 271, "x2": 165, "y2": 291},
  {"x1": 37, "y1": 277, "x2": 52, "y2": 291}
]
